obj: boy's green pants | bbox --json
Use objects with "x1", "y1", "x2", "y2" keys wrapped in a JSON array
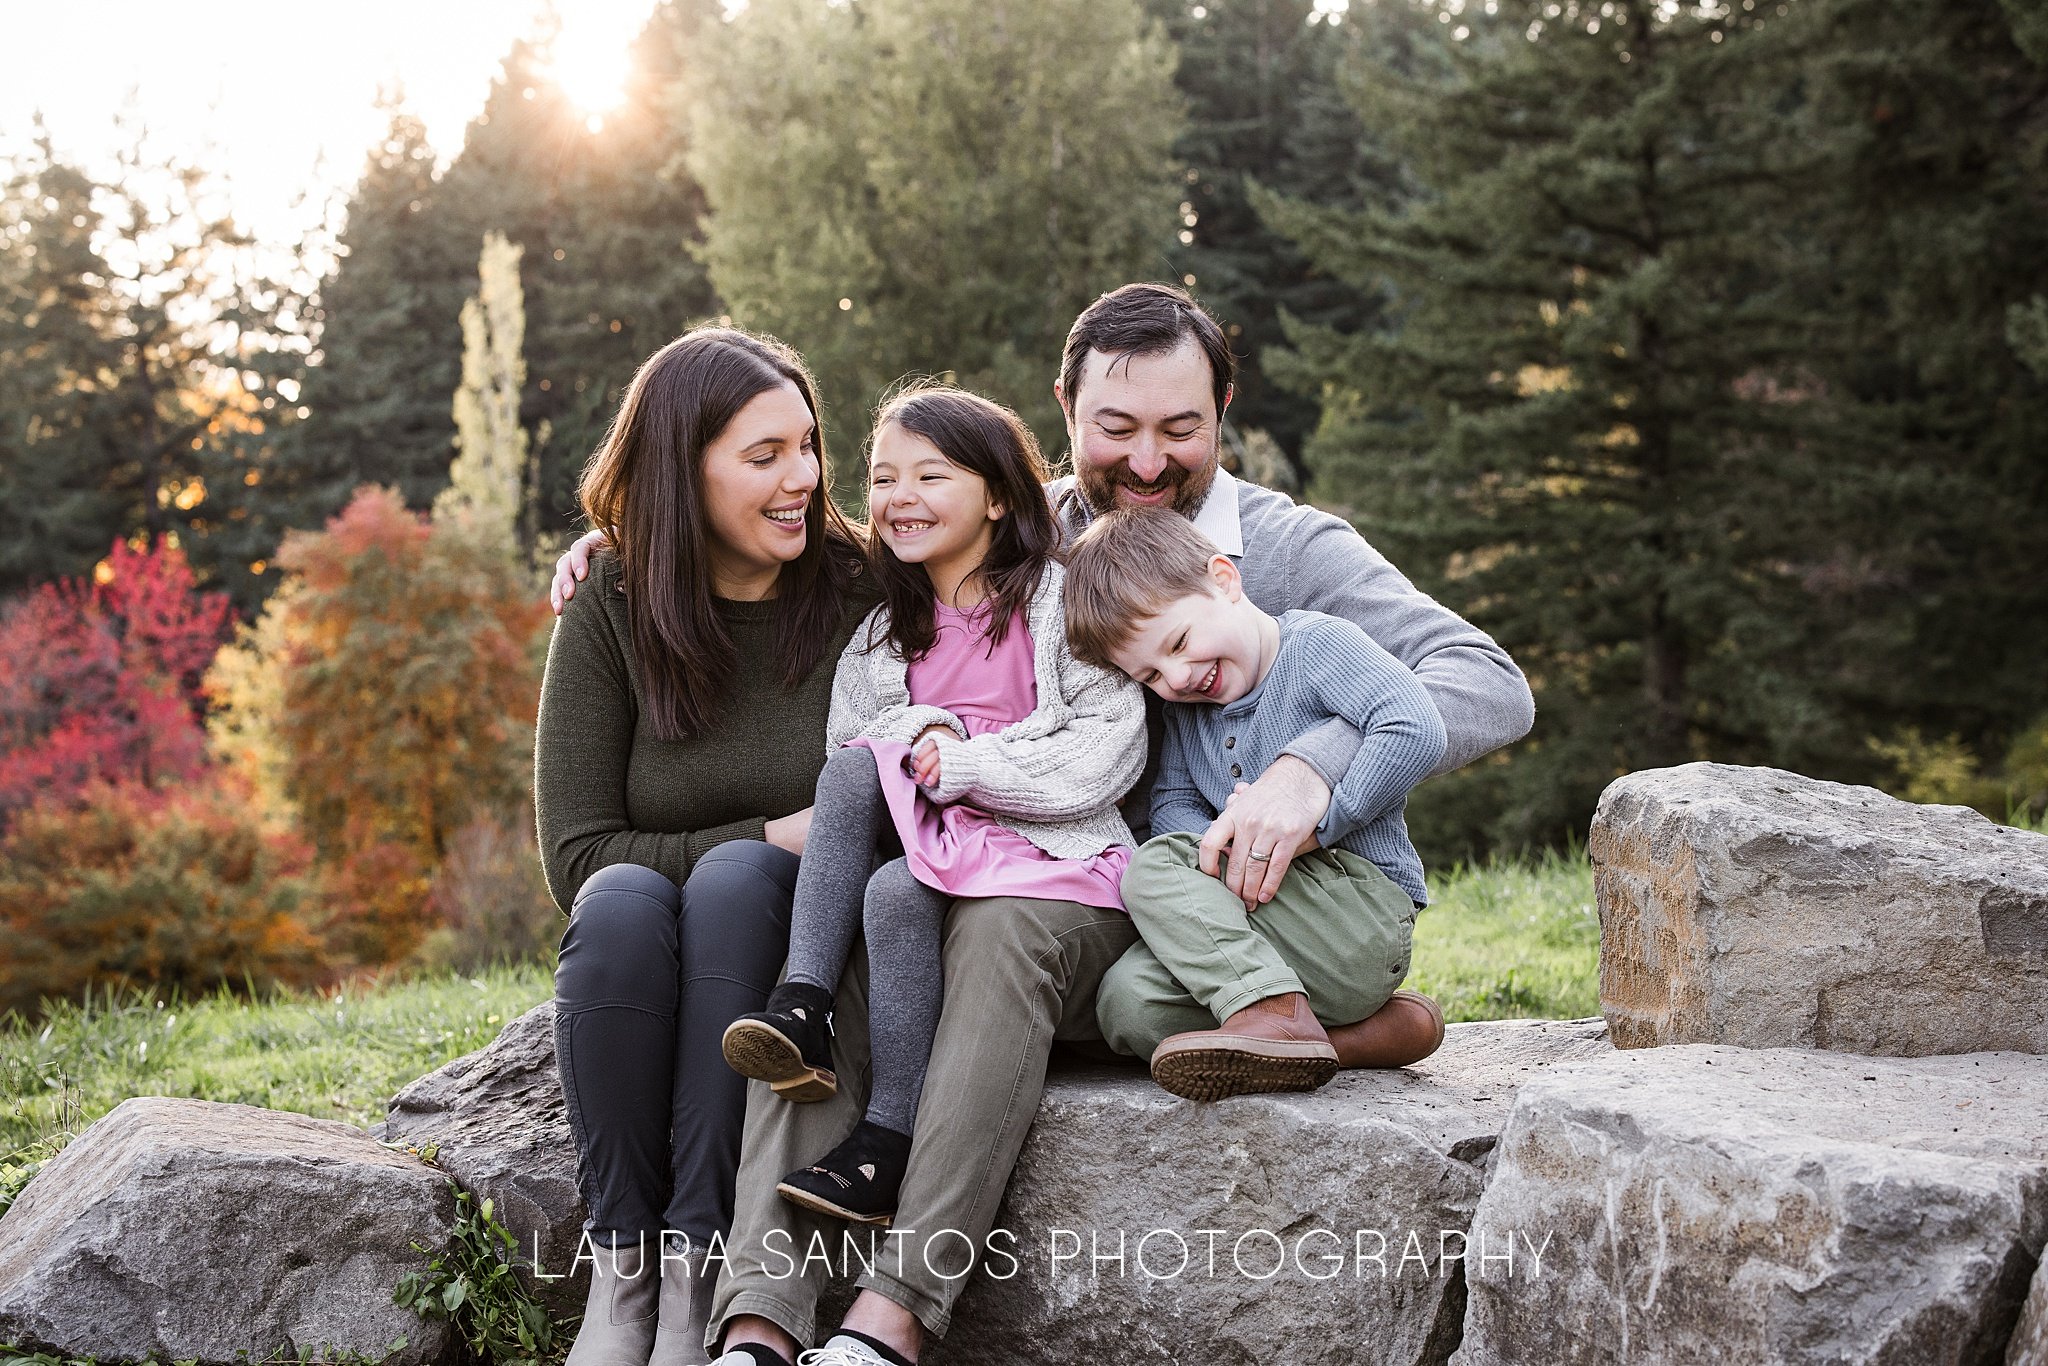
[{"x1": 1097, "y1": 830, "x2": 1419, "y2": 1059}]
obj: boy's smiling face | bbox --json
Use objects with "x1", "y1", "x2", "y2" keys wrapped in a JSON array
[{"x1": 1106, "y1": 555, "x2": 1275, "y2": 707}]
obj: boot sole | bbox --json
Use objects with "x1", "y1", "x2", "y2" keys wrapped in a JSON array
[
  {"x1": 776, "y1": 1180, "x2": 894, "y2": 1227},
  {"x1": 1150, "y1": 1039, "x2": 1340, "y2": 1102},
  {"x1": 721, "y1": 1020, "x2": 837, "y2": 1101}
]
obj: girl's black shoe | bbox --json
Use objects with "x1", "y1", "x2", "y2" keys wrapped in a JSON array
[
  {"x1": 775, "y1": 1120, "x2": 913, "y2": 1226},
  {"x1": 721, "y1": 982, "x2": 837, "y2": 1101}
]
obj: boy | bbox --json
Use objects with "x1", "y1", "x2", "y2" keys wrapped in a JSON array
[{"x1": 1065, "y1": 506, "x2": 1449, "y2": 1100}]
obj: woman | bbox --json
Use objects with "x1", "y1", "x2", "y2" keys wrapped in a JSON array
[{"x1": 536, "y1": 327, "x2": 868, "y2": 1366}]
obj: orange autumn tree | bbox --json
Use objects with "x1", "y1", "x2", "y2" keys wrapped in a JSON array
[
  {"x1": 211, "y1": 486, "x2": 549, "y2": 963},
  {"x1": 0, "y1": 778, "x2": 332, "y2": 1017}
]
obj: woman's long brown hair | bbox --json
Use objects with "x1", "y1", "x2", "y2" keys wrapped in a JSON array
[
  {"x1": 579, "y1": 327, "x2": 863, "y2": 741},
  {"x1": 865, "y1": 384, "x2": 1058, "y2": 662}
]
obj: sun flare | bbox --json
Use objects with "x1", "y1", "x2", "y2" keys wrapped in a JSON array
[{"x1": 545, "y1": 25, "x2": 631, "y2": 116}]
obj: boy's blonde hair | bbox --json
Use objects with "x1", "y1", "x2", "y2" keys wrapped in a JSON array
[{"x1": 1063, "y1": 506, "x2": 1222, "y2": 670}]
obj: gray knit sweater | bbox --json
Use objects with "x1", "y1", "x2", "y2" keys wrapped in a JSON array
[
  {"x1": 826, "y1": 560, "x2": 1147, "y2": 859},
  {"x1": 1154, "y1": 610, "x2": 1448, "y2": 904}
]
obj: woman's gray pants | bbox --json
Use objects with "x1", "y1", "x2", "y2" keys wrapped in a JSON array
[{"x1": 553, "y1": 843, "x2": 798, "y2": 1248}]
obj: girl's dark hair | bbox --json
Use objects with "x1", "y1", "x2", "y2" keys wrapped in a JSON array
[
  {"x1": 865, "y1": 384, "x2": 1058, "y2": 662},
  {"x1": 579, "y1": 326, "x2": 864, "y2": 741}
]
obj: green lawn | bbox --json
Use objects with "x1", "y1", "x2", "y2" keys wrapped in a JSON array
[
  {"x1": 1411, "y1": 846, "x2": 1601, "y2": 1023},
  {"x1": 0, "y1": 963, "x2": 556, "y2": 1202},
  {"x1": 0, "y1": 851, "x2": 1600, "y2": 1202}
]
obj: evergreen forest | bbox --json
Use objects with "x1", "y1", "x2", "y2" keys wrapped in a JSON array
[{"x1": 3, "y1": 0, "x2": 2045, "y2": 1006}]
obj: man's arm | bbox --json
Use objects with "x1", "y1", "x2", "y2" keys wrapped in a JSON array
[
  {"x1": 1296, "y1": 617, "x2": 1449, "y2": 847},
  {"x1": 1245, "y1": 495, "x2": 1533, "y2": 774}
]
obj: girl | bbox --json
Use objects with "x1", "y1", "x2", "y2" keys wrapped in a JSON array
[{"x1": 720, "y1": 384, "x2": 1146, "y2": 1224}]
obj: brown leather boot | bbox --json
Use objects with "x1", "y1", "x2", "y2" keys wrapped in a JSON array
[
  {"x1": 1149, "y1": 992, "x2": 1340, "y2": 1101},
  {"x1": 1326, "y1": 989, "x2": 1445, "y2": 1070}
]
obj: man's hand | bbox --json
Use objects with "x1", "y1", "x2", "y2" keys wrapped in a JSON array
[
  {"x1": 550, "y1": 529, "x2": 612, "y2": 615},
  {"x1": 763, "y1": 805, "x2": 814, "y2": 855},
  {"x1": 1197, "y1": 755, "x2": 1331, "y2": 909}
]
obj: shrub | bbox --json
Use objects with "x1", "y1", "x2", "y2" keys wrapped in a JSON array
[
  {"x1": 207, "y1": 488, "x2": 551, "y2": 965},
  {"x1": 0, "y1": 777, "x2": 336, "y2": 1018},
  {"x1": 0, "y1": 537, "x2": 230, "y2": 821},
  {"x1": 416, "y1": 805, "x2": 562, "y2": 975}
]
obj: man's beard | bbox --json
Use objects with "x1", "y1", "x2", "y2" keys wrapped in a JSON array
[{"x1": 1076, "y1": 448, "x2": 1220, "y2": 519}]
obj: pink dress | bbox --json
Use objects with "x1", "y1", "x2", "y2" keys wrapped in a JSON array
[{"x1": 850, "y1": 602, "x2": 1131, "y2": 911}]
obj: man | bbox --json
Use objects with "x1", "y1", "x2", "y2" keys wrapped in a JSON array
[{"x1": 551, "y1": 283, "x2": 1532, "y2": 1365}]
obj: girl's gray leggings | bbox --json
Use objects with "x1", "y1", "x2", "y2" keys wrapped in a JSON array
[
  {"x1": 783, "y1": 744, "x2": 951, "y2": 1135},
  {"x1": 552, "y1": 844, "x2": 797, "y2": 1248}
]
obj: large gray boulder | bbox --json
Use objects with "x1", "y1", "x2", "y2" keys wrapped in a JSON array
[
  {"x1": 0, "y1": 1096, "x2": 454, "y2": 1364},
  {"x1": 388, "y1": 1005, "x2": 1610, "y2": 1365},
  {"x1": 381, "y1": 999, "x2": 585, "y2": 1311},
  {"x1": 1590, "y1": 763, "x2": 2048, "y2": 1055},
  {"x1": 1453, "y1": 1043, "x2": 2048, "y2": 1366},
  {"x1": 2012, "y1": 1255, "x2": 2048, "y2": 1366},
  {"x1": 933, "y1": 1018, "x2": 1613, "y2": 1366}
]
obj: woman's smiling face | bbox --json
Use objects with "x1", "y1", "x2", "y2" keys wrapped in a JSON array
[
  {"x1": 699, "y1": 380, "x2": 820, "y2": 599},
  {"x1": 868, "y1": 421, "x2": 1004, "y2": 573}
]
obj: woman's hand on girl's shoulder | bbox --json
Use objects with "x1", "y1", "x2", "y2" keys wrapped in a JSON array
[{"x1": 551, "y1": 529, "x2": 613, "y2": 615}]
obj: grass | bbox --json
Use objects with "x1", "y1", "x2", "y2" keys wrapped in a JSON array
[
  {"x1": 0, "y1": 850, "x2": 1604, "y2": 1199},
  {"x1": 1410, "y1": 845, "x2": 1601, "y2": 1023},
  {"x1": 0, "y1": 962, "x2": 555, "y2": 1164}
]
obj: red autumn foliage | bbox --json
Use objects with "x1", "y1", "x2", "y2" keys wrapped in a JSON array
[{"x1": 0, "y1": 538, "x2": 233, "y2": 820}]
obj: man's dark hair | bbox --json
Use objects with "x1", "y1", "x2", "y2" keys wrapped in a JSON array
[{"x1": 1060, "y1": 282, "x2": 1236, "y2": 424}]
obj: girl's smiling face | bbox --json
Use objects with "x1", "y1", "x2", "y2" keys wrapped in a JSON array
[{"x1": 868, "y1": 421, "x2": 1005, "y2": 577}]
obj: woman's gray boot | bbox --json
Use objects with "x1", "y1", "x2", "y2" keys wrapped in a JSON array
[
  {"x1": 566, "y1": 1238, "x2": 660, "y2": 1366},
  {"x1": 648, "y1": 1239, "x2": 717, "y2": 1366}
]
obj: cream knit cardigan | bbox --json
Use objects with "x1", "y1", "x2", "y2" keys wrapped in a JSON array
[{"x1": 824, "y1": 561, "x2": 1146, "y2": 860}]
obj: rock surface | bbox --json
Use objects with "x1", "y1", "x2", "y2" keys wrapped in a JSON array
[
  {"x1": 381, "y1": 999, "x2": 586, "y2": 1311},
  {"x1": 931, "y1": 1018, "x2": 1613, "y2": 1366},
  {"x1": 386, "y1": 1005, "x2": 1611, "y2": 1364},
  {"x1": 0, "y1": 1096, "x2": 454, "y2": 1365},
  {"x1": 1453, "y1": 1044, "x2": 2048, "y2": 1366},
  {"x1": 1590, "y1": 762, "x2": 2048, "y2": 1055},
  {"x1": 2012, "y1": 1255, "x2": 2048, "y2": 1366},
  {"x1": 432, "y1": 1014, "x2": 2035, "y2": 1360}
]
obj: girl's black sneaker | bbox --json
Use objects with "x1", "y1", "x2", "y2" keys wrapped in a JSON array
[
  {"x1": 775, "y1": 1120, "x2": 913, "y2": 1226},
  {"x1": 722, "y1": 982, "x2": 837, "y2": 1101}
]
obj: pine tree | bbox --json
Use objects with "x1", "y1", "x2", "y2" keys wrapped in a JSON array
[
  {"x1": 0, "y1": 137, "x2": 126, "y2": 593},
  {"x1": 433, "y1": 3, "x2": 720, "y2": 541},
  {"x1": 1141, "y1": 0, "x2": 1385, "y2": 475},
  {"x1": 1785, "y1": 0, "x2": 2048, "y2": 770},
  {"x1": 686, "y1": 0, "x2": 1185, "y2": 462},
  {"x1": 289, "y1": 10, "x2": 719, "y2": 552},
  {"x1": 1266, "y1": 0, "x2": 1915, "y2": 854},
  {"x1": 278, "y1": 99, "x2": 468, "y2": 536},
  {"x1": 0, "y1": 131, "x2": 307, "y2": 606}
]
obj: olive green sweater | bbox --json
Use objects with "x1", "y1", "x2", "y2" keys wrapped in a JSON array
[{"x1": 534, "y1": 551, "x2": 867, "y2": 912}]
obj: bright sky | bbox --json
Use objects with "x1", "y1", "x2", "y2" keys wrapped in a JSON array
[{"x1": 0, "y1": 0, "x2": 661, "y2": 246}]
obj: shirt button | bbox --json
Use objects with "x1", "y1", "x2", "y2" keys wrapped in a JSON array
[
  {"x1": 1230, "y1": 763, "x2": 1242, "y2": 779},
  {"x1": 1224, "y1": 736, "x2": 1236, "y2": 749}
]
